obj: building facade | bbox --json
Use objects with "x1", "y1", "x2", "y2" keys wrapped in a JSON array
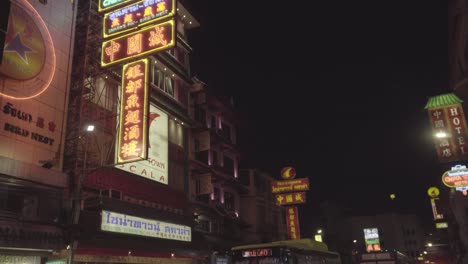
[
  {"x1": 238, "y1": 168, "x2": 287, "y2": 243},
  {"x1": 0, "y1": 0, "x2": 76, "y2": 262},
  {"x1": 188, "y1": 79, "x2": 250, "y2": 255},
  {"x1": 60, "y1": 0, "x2": 210, "y2": 263}
]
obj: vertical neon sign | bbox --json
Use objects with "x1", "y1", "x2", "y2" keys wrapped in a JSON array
[{"x1": 117, "y1": 58, "x2": 149, "y2": 163}]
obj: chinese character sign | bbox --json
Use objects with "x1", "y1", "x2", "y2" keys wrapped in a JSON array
[
  {"x1": 116, "y1": 58, "x2": 149, "y2": 163},
  {"x1": 427, "y1": 103, "x2": 468, "y2": 162},
  {"x1": 275, "y1": 192, "x2": 306, "y2": 206},
  {"x1": 286, "y1": 206, "x2": 300, "y2": 240},
  {"x1": 101, "y1": 19, "x2": 175, "y2": 67},
  {"x1": 103, "y1": 0, "x2": 175, "y2": 38}
]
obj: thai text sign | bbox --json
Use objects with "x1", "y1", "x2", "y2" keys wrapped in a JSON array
[
  {"x1": 103, "y1": 0, "x2": 175, "y2": 38},
  {"x1": 101, "y1": 210, "x2": 191, "y2": 241},
  {"x1": 428, "y1": 104, "x2": 468, "y2": 162},
  {"x1": 101, "y1": 19, "x2": 174, "y2": 67},
  {"x1": 271, "y1": 178, "x2": 309, "y2": 194},
  {"x1": 99, "y1": 0, "x2": 138, "y2": 12},
  {"x1": 117, "y1": 59, "x2": 149, "y2": 164},
  {"x1": 442, "y1": 165, "x2": 468, "y2": 194},
  {"x1": 275, "y1": 192, "x2": 306, "y2": 206},
  {"x1": 286, "y1": 206, "x2": 300, "y2": 240}
]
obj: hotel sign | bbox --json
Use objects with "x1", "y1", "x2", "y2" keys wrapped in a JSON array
[
  {"x1": 116, "y1": 59, "x2": 149, "y2": 164},
  {"x1": 425, "y1": 94, "x2": 468, "y2": 162},
  {"x1": 275, "y1": 192, "x2": 306, "y2": 206},
  {"x1": 99, "y1": 0, "x2": 138, "y2": 13},
  {"x1": 101, "y1": 210, "x2": 191, "y2": 242},
  {"x1": 101, "y1": 19, "x2": 175, "y2": 67},
  {"x1": 103, "y1": 0, "x2": 175, "y2": 38},
  {"x1": 286, "y1": 206, "x2": 300, "y2": 240},
  {"x1": 271, "y1": 178, "x2": 309, "y2": 194}
]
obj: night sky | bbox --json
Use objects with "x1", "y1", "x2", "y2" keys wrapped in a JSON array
[{"x1": 186, "y1": 0, "x2": 449, "y2": 231}]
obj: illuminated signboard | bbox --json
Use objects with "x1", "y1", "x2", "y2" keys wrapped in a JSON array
[
  {"x1": 281, "y1": 166, "x2": 296, "y2": 180},
  {"x1": 101, "y1": 19, "x2": 174, "y2": 67},
  {"x1": 271, "y1": 178, "x2": 309, "y2": 194},
  {"x1": 98, "y1": 0, "x2": 138, "y2": 13},
  {"x1": 116, "y1": 105, "x2": 169, "y2": 184},
  {"x1": 286, "y1": 206, "x2": 300, "y2": 240},
  {"x1": 435, "y1": 222, "x2": 448, "y2": 229},
  {"x1": 116, "y1": 58, "x2": 149, "y2": 164},
  {"x1": 241, "y1": 249, "x2": 273, "y2": 258},
  {"x1": 425, "y1": 94, "x2": 468, "y2": 162},
  {"x1": 442, "y1": 164, "x2": 468, "y2": 195},
  {"x1": 363, "y1": 228, "x2": 381, "y2": 252},
  {"x1": 101, "y1": 210, "x2": 191, "y2": 241},
  {"x1": 275, "y1": 192, "x2": 306, "y2": 206},
  {"x1": 103, "y1": 0, "x2": 175, "y2": 38},
  {"x1": 0, "y1": 256, "x2": 41, "y2": 264}
]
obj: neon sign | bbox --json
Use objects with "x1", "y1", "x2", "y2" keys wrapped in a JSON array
[
  {"x1": 442, "y1": 164, "x2": 468, "y2": 195},
  {"x1": 286, "y1": 206, "x2": 300, "y2": 240},
  {"x1": 101, "y1": 19, "x2": 174, "y2": 67},
  {"x1": 275, "y1": 192, "x2": 306, "y2": 206},
  {"x1": 98, "y1": 0, "x2": 138, "y2": 13},
  {"x1": 271, "y1": 178, "x2": 309, "y2": 194},
  {"x1": 103, "y1": 0, "x2": 174, "y2": 38},
  {"x1": 117, "y1": 59, "x2": 149, "y2": 164}
]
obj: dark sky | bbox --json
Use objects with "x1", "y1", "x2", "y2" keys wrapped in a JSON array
[{"x1": 186, "y1": 0, "x2": 449, "y2": 229}]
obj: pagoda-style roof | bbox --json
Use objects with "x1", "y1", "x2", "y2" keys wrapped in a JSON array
[{"x1": 424, "y1": 93, "x2": 464, "y2": 109}]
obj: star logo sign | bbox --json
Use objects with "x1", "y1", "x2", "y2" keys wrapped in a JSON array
[{"x1": 4, "y1": 33, "x2": 35, "y2": 64}]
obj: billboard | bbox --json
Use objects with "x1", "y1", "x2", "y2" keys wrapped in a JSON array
[
  {"x1": 0, "y1": 0, "x2": 73, "y2": 179},
  {"x1": 442, "y1": 164, "x2": 468, "y2": 195},
  {"x1": 363, "y1": 228, "x2": 381, "y2": 252},
  {"x1": 103, "y1": 0, "x2": 175, "y2": 38},
  {"x1": 101, "y1": 210, "x2": 191, "y2": 241},
  {"x1": 101, "y1": 19, "x2": 175, "y2": 67},
  {"x1": 116, "y1": 59, "x2": 149, "y2": 163},
  {"x1": 116, "y1": 105, "x2": 168, "y2": 184}
]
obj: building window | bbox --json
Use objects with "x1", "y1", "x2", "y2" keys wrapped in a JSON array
[{"x1": 224, "y1": 191, "x2": 235, "y2": 211}]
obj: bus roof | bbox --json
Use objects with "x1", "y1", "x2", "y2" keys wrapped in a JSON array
[{"x1": 231, "y1": 238, "x2": 331, "y2": 253}]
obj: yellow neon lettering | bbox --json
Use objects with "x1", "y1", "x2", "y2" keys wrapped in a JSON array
[
  {"x1": 125, "y1": 79, "x2": 143, "y2": 94},
  {"x1": 124, "y1": 13, "x2": 133, "y2": 23},
  {"x1": 124, "y1": 125, "x2": 140, "y2": 140},
  {"x1": 156, "y1": 2, "x2": 166, "y2": 12},
  {"x1": 148, "y1": 26, "x2": 167, "y2": 47},
  {"x1": 111, "y1": 17, "x2": 120, "y2": 27},
  {"x1": 124, "y1": 110, "x2": 141, "y2": 125},
  {"x1": 127, "y1": 33, "x2": 143, "y2": 55},
  {"x1": 125, "y1": 94, "x2": 140, "y2": 109},
  {"x1": 125, "y1": 64, "x2": 144, "y2": 79},
  {"x1": 105, "y1": 41, "x2": 121, "y2": 62},
  {"x1": 144, "y1": 6, "x2": 153, "y2": 16},
  {"x1": 121, "y1": 140, "x2": 141, "y2": 157}
]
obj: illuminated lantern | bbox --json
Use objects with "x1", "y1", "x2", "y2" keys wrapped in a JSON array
[
  {"x1": 425, "y1": 93, "x2": 468, "y2": 162},
  {"x1": 281, "y1": 166, "x2": 296, "y2": 180}
]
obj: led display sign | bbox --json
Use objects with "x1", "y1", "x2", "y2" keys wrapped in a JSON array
[
  {"x1": 101, "y1": 19, "x2": 174, "y2": 67},
  {"x1": 275, "y1": 191, "x2": 306, "y2": 206},
  {"x1": 116, "y1": 58, "x2": 149, "y2": 164},
  {"x1": 241, "y1": 249, "x2": 273, "y2": 258},
  {"x1": 103, "y1": 0, "x2": 174, "y2": 38},
  {"x1": 101, "y1": 210, "x2": 191, "y2": 241},
  {"x1": 271, "y1": 178, "x2": 309, "y2": 194},
  {"x1": 363, "y1": 228, "x2": 381, "y2": 252},
  {"x1": 98, "y1": 0, "x2": 138, "y2": 13}
]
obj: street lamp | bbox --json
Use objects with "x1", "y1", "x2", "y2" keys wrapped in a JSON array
[{"x1": 317, "y1": 229, "x2": 322, "y2": 234}]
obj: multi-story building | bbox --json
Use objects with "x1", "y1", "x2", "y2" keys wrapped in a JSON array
[
  {"x1": 60, "y1": 0, "x2": 211, "y2": 263},
  {"x1": 189, "y1": 79, "x2": 250, "y2": 253},
  {"x1": 0, "y1": 0, "x2": 76, "y2": 262},
  {"x1": 238, "y1": 168, "x2": 287, "y2": 243}
]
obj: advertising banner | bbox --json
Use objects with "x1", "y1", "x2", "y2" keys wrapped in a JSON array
[
  {"x1": 101, "y1": 210, "x2": 191, "y2": 241},
  {"x1": 363, "y1": 228, "x2": 381, "y2": 252}
]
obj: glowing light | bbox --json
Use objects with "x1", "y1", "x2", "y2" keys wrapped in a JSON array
[
  {"x1": 105, "y1": 41, "x2": 121, "y2": 62},
  {"x1": 0, "y1": 0, "x2": 56, "y2": 100},
  {"x1": 390, "y1": 193, "x2": 396, "y2": 200},
  {"x1": 435, "y1": 131, "x2": 447, "y2": 138},
  {"x1": 353, "y1": 240, "x2": 357, "y2": 243},
  {"x1": 86, "y1": 124, "x2": 95, "y2": 132},
  {"x1": 423, "y1": 251, "x2": 427, "y2": 254},
  {"x1": 427, "y1": 243, "x2": 433, "y2": 247},
  {"x1": 127, "y1": 33, "x2": 143, "y2": 55}
]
